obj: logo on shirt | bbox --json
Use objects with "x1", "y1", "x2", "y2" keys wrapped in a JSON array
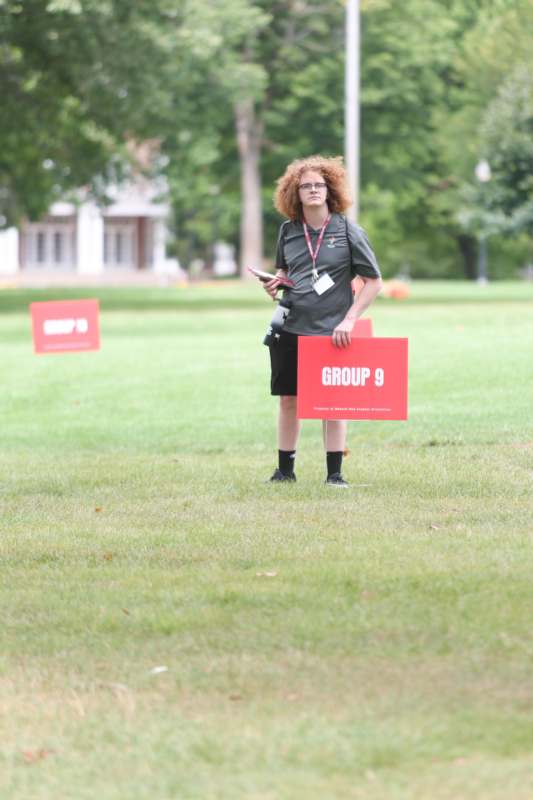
[{"x1": 327, "y1": 236, "x2": 336, "y2": 248}]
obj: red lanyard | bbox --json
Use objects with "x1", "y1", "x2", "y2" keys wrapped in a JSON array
[{"x1": 303, "y1": 214, "x2": 331, "y2": 281}]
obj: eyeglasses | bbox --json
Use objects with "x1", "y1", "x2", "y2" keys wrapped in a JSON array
[{"x1": 299, "y1": 182, "x2": 327, "y2": 191}]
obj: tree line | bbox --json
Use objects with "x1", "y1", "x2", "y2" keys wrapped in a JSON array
[{"x1": 1, "y1": 0, "x2": 531, "y2": 278}]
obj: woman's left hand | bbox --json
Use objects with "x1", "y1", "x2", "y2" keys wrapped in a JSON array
[{"x1": 332, "y1": 318, "x2": 354, "y2": 348}]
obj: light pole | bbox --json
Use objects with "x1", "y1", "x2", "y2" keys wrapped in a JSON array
[
  {"x1": 475, "y1": 159, "x2": 491, "y2": 285},
  {"x1": 345, "y1": 0, "x2": 360, "y2": 223}
]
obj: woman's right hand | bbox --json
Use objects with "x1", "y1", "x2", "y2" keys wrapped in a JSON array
[
  {"x1": 263, "y1": 270, "x2": 288, "y2": 300},
  {"x1": 263, "y1": 277, "x2": 281, "y2": 299}
]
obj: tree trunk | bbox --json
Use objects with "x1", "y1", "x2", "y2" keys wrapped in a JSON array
[
  {"x1": 456, "y1": 233, "x2": 477, "y2": 280},
  {"x1": 235, "y1": 98, "x2": 263, "y2": 277}
]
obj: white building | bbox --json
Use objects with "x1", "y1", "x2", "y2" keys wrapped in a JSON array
[{"x1": 0, "y1": 177, "x2": 181, "y2": 283}]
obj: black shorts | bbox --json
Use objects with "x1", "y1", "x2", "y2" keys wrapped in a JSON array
[{"x1": 269, "y1": 331, "x2": 299, "y2": 396}]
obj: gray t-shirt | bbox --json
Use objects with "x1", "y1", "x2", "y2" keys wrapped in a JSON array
[{"x1": 275, "y1": 213, "x2": 381, "y2": 335}]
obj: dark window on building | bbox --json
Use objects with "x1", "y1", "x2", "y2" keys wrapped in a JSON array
[
  {"x1": 37, "y1": 232, "x2": 46, "y2": 263},
  {"x1": 54, "y1": 232, "x2": 63, "y2": 263},
  {"x1": 115, "y1": 232, "x2": 123, "y2": 263}
]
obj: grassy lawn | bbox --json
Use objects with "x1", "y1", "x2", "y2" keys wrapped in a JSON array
[{"x1": 1, "y1": 281, "x2": 532, "y2": 799}]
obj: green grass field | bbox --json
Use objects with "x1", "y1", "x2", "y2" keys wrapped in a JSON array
[{"x1": 1, "y1": 281, "x2": 532, "y2": 799}]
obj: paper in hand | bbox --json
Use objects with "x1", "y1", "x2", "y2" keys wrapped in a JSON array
[{"x1": 247, "y1": 267, "x2": 294, "y2": 287}]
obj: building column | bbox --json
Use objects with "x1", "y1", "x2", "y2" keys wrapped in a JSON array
[
  {"x1": 151, "y1": 218, "x2": 167, "y2": 274},
  {"x1": 76, "y1": 202, "x2": 104, "y2": 275},
  {"x1": 0, "y1": 228, "x2": 20, "y2": 275}
]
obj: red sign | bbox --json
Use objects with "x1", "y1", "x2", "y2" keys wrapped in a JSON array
[
  {"x1": 353, "y1": 318, "x2": 373, "y2": 337},
  {"x1": 30, "y1": 299, "x2": 100, "y2": 354},
  {"x1": 297, "y1": 336, "x2": 408, "y2": 420}
]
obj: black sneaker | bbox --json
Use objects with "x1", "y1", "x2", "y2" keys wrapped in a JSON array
[
  {"x1": 325, "y1": 472, "x2": 349, "y2": 487},
  {"x1": 268, "y1": 468, "x2": 296, "y2": 483}
]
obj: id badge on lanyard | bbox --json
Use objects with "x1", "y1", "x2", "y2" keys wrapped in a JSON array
[
  {"x1": 303, "y1": 215, "x2": 334, "y2": 296},
  {"x1": 313, "y1": 272, "x2": 334, "y2": 295}
]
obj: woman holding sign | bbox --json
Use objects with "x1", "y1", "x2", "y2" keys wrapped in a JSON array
[{"x1": 262, "y1": 155, "x2": 382, "y2": 486}]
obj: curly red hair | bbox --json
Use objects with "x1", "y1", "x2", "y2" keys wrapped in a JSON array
[{"x1": 274, "y1": 155, "x2": 352, "y2": 221}]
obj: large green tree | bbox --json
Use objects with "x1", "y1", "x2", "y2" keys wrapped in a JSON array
[
  {"x1": 481, "y1": 64, "x2": 533, "y2": 234},
  {"x1": 431, "y1": 0, "x2": 533, "y2": 276},
  {"x1": 164, "y1": 0, "x2": 347, "y2": 274},
  {"x1": 0, "y1": 0, "x2": 171, "y2": 225}
]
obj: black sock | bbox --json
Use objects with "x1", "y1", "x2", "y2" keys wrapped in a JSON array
[
  {"x1": 326, "y1": 451, "x2": 343, "y2": 477},
  {"x1": 278, "y1": 450, "x2": 296, "y2": 476}
]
